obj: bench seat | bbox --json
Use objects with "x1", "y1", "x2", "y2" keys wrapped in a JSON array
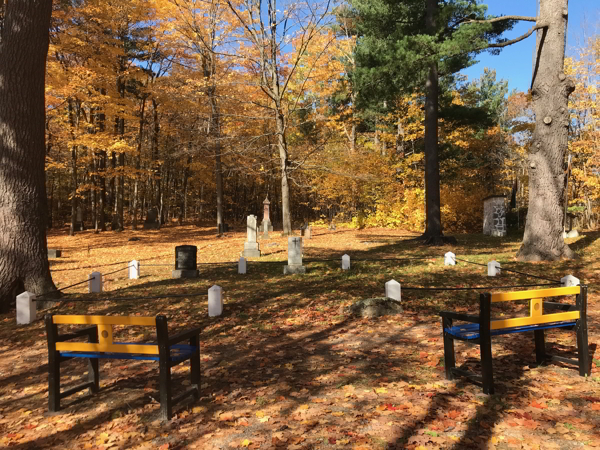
[
  {"x1": 445, "y1": 320, "x2": 576, "y2": 340},
  {"x1": 59, "y1": 343, "x2": 197, "y2": 362}
]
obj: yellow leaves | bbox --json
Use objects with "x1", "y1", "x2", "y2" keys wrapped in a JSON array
[{"x1": 374, "y1": 387, "x2": 387, "y2": 394}]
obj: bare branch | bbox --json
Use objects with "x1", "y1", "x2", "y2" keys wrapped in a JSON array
[
  {"x1": 464, "y1": 15, "x2": 538, "y2": 24},
  {"x1": 488, "y1": 22, "x2": 547, "y2": 48}
]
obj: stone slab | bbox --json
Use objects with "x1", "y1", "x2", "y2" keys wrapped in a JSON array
[
  {"x1": 48, "y1": 249, "x2": 62, "y2": 258},
  {"x1": 172, "y1": 269, "x2": 199, "y2": 279},
  {"x1": 284, "y1": 264, "x2": 306, "y2": 275},
  {"x1": 242, "y1": 249, "x2": 261, "y2": 258}
]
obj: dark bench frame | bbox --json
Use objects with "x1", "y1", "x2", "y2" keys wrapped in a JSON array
[
  {"x1": 440, "y1": 285, "x2": 589, "y2": 394},
  {"x1": 45, "y1": 314, "x2": 201, "y2": 421}
]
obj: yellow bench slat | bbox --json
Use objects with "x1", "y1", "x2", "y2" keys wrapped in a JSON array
[
  {"x1": 55, "y1": 342, "x2": 159, "y2": 355},
  {"x1": 52, "y1": 315, "x2": 156, "y2": 326},
  {"x1": 491, "y1": 286, "x2": 580, "y2": 303},
  {"x1": 490, "y1": 310, "x2": 580, "y2": 330}
]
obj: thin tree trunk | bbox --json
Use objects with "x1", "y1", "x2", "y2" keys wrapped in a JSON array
[
  {"x1": 517, "y1": 0, "x2": 575, "y2": 260},
  {"x1": 0, "y1": 0, "x2": 56, "y2": 307},
  {"x1": 132, "y1": 97, "x2": 145, "y2": 229},
  {"x1": 276, "y1": 105, "x2": 292, "y2": 235}
]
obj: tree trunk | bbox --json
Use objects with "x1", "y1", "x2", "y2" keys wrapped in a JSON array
[
  {"x1": 0, "y1": 0, "x2": 56, "y2": 308},
  {"x1": 276, "y1": 106, "x2": 292, "y2": 235},
  {"x1": 517, "y1": 0, "x2": 575, "y2": 260},
  {"x1": 421, "y1": 0, "x2": 450, "y2": 245},
  {"x1": 132, "y1": 97, "x2": 145, "y2": 229}
]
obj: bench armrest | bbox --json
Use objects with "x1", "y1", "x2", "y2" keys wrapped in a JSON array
[
  {"x1": 58, "y1": 326, "x2": 97, "y2": 342},
  {"x1": 168, "y1": 327, "x2": 202, "y2": 346},
  {"x1": 440, "y1": 311, "x2": 480, "y2": 324}
]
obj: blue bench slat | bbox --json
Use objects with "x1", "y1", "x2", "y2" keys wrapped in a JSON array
[
  {"x1": 59, "y1": 343, "x2": 197, "y2": 363},
  {"x1": 445, "y1": 321, "x2": 577, "y2": 340}
]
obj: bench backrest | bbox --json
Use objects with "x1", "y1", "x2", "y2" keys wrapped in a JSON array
[
  {"x1": 487, "y1": 285, "x2": 582, "y2": 330},
  {"x1": 50, "y1": 315, "x2": 159, "y2": 355}
]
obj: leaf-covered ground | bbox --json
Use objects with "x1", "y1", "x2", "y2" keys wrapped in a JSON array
[{"x1": 1, "y1": 225, "x2": 599, "y2": 449}]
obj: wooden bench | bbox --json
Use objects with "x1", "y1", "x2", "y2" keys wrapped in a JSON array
[
  {"x1": 440, "y1": 285, "x2": 589, "y2": 394},
  {"x1": 45, "y1": 314, "x2": 201, "y2": 421}
]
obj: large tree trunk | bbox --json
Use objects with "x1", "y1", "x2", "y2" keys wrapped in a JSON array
[
  {"x1": 517, "y1": 0, "x2": 575, "y2": 261},
  {"x1": 421, "y1": 0, "x2": 449, "y2": 245},
  {"x1": 132, "y1": 97, "x2": 146, "y2": 229},
  {"x1": 0, "y1": 0, "x2": 56, "y2": 308},
  {"x1": 276, "y1": 106, "x2": 292, "y2": 235}
]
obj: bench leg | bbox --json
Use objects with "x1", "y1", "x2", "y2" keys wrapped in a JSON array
[
  {"x1": 480, "y1": 337, "x2": 494, "y2": 395},
  {"x1": 88, "y1": 329, "x2": 99, "y2": 394},
  {"x1": 442, "y1": 317, "x2": 456, "y2": 381},
  {"x1": 190, "y1": 336, "x2": 200, "y2": 401},
  {"x1": 159, "y1": 359, "x2": 172, "y2": 421},
  {"x1": 576, "y1": 319, "x2": 589, "y2": 376},
  {"x1": 48, "y1": 352, "x2": 61, "y2": 412},
  {"x1": 534, "y1": 329, "x2": 546, "y2": 365}
]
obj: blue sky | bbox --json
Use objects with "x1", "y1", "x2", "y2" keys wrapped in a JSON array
[{"x1": 461, "y1": 0, "x2": 600, "y2": 93}]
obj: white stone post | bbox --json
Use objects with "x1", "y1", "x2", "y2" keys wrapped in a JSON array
[
  {"x1": 385, "y1": 279, "x2": 401, "y2": 302},
  {"x1": 129, "y1": 260, "x2": 140, "y2": 279},
  {"x1": 208, "y1": 285, "x2": 223, "y2": 317},
  {"x1": 238, "y1": 257, "x2": 247, "y2": 274},
  {"x1": 561, "y1": 275, "x2": 580, "y2": 287},
  {"x1": 88, "y1": 272, "x2": 103, "y2": 293},
  {"x1": 342, "y1": 254, "x2": 351, "y2": 270},
  {"x1": 16, "y1": 292, "x2": 36, "y2": 325},
  {"x1": 487, "y1": 260, "x2": 500, "y2": 276},
  {"x1": 444, "y1": 252, "x2": 456, "y2": 266}
]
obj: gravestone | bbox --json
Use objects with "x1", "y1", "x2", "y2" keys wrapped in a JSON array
[
  {"x1": 561, "y1": 274, "x2": 580, "y2": 287},
  {"x1": 487, "y1": 260, "x2": 500, "y2": 276},
  {"x1": 329, "y1": 223, "x2": 336, "y2": 231},
  {"x1": 16, "y1": 292, "x2": 36, "y2": 325},
  {"x1": 238, "y1": 257, "x2": 247, "y2": 274},
  {"x1": 444, "y1": 252, "x2": 456, "y2": 266},
  {"x1": 242, "y1": 215, "x2": 261, "y2": 257},
  {"x1": 88, "y1": 272, "x2": 103, "y2": 293},
  {"x1": 566, "y1": 229, "x2": 579, "y2": 238},
  {"x1": 385, "y1": 279, "x2": 401, "y2": 302},
  {"x1": 75, "y1": 206, "x2": 85, "y2": 231},
  {"x1": 302, "y1": 226, "x2": 312, "y2": 239},
  {"x1": 260, "y1": 197, "x2": 274, "y2": 233},
  {"x1": 284, "y1": 237, "x2": 306, "y2": 274},
  {"x1": 483, "y1": 196, "x2": 506, "y2": 237},
  {"x1": 172, "y1": 245, "x2": 199, "y2": 278},
  {"x1": 208, "y1": 285, "x2": 223, "y2": 317},
  {"x1": 143, "y1": 208, "x2": 160, "y2": 230},
  {"x1": 48, "y1": 249, "x2": 62, "y2": 258},
  {"x1": 129, "y1": 260, "x2": 140, "y2": 279},
  {"x1": 342, "y1": 254, "x2": 350, "y2": 270}
]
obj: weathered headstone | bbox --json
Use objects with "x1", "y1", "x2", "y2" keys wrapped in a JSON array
[
  {"x1": 303, "y1": 226, "x2": 312, "y2": 239},
  {"x1": 143, "y1": 208, "x2": 160, "y2": 230},
  {"x1": 561, "y1": 274, "x2": 580, "y2": 287},
  {"x1": 16, "y1": 292, "x2": 36, "y2": 325},
  {"x1": 284, "y1": 237, "x2": 306, "y2": 274},
  {"x1": 487, "y1": 260, "x2": 500, "y2": 276},
  {"x1": 129, "y1": 260, "x2": 140, "y2": 279},
  {"x1": 48, "y1": 249, "x2": 62, "y2": 258},
  {"x1": 260, "y1": 197, "x2": 274, "y2": 233},
  {"x1": 483, "y1": 196, "x2": 507, "y2": 237},
  {"x1": 444, "y1": 252, "x2": 456, "y2": 266},
  {"x1": 172, "y1": 245, "x2": 199, "y2": 278},
  {"x1": 75, "y1": 206, "x2": 85, "y2": 231},
  {"x1": 566, "y1": 229, "x2": 579, "y2": 238},
  {"x1": 342, "y1": 254, "x2": 350, "y2": 270},
  {"x1": 88, "y1": 272, "x2": 103, "y2": 293},
  {"x1": 238, "y1": 257, "x2": 247, "y2": 274},
  {"x1": 242, "y1": 215, "x2": 261, "y2": 257},
  {"x1": 329, "y1": 222, "x2": 336, "y2": 231},
  {"x1": 208, "y1": 285, "x2": 223, "y2": 317},
  {"x1": 385, "y1": 279, "x2": 401, "y2": 302}
]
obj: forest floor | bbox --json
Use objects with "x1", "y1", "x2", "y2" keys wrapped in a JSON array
[{"x1": 1, "y1": 224, "x2": 599, "y2": 450}]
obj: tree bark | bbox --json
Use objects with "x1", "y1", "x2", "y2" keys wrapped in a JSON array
[
  {"x1": 517, "y1": 0, "x2": 575, "y2": 260},
  {"x1": 0, "y1": 0, "x2": 56, "y2": 308},
  {"x1": 276, "y1": 105, "x2": 292, "y2": 235},
  {"x1": 132, "y1": 97, "x2": 146, "y2": 229}
]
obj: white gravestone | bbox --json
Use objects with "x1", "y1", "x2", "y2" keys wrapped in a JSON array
[
  {"x1": 284, "y1": 237, "x2": 306, "y2": 274},
  {"x1": 88, "y1": 271, "x2": 103, "y2": 293},
  {"x1": 385, "y1": 279, "x2": 401, "y2": 302},
  {"x1": 129, "y1": 260, "x2": 140, "y2": 279},
  {"x1": 444, "y1": 252, "x2": 456, "y2": 266},
  {"x1": 242, "y1": 215, "x2": 261, "y2": 257},
  {"x1": 342, "y1": 254, "x2": 351, "y2": 270},
  {"x1": 16, "y1": 292, "x2": 36, "y2": 325},
  {"x1": 487, "y1": 260, "x2": 500, "y2": 276},
  {"x1": 238, "y1": 257, "x2": 247, "y2": 274},
  {"x1": 208, "y1": 285, "x2": 223, "y2": 317},
  {"x1": 561, "y1": 275, "x2": 580, "y2": 287}
]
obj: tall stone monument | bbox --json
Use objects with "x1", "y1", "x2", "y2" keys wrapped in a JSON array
[
  {"x1": 243, "y1": 215, "x2": 261, "y2": 257},
  {"x1": 260, "y1": 196, "x2": 273, "y2": 234},
  {"x1": 284, "y1": 237, "x2": 306, "y2": 274},
  {"x1": 483, "y1": 196, "x2": 506, "y2": 237}
]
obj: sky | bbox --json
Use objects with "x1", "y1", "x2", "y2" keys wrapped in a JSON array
[{"x1": 461, "y1": 0, "x2": 600, "y2": 93}]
